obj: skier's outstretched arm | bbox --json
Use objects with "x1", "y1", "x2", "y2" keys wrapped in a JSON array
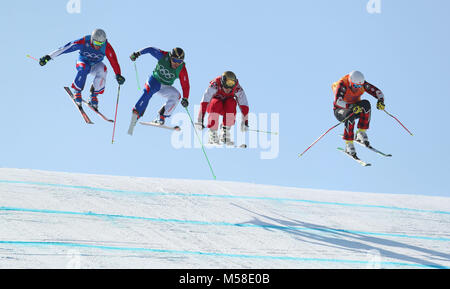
[
  {"x1": 235, "y1": 87, "x2": 249, "y2": 131},
  {"x1": 130, "y1": 47, "x2": 165, "y2": 61},
  {"x1": 363, "y1": 81, "x2": 384, "y2": 100},
  {"x1": 235, "y1": 85, "x2": 249, "y2": 114},
  {"x1": 363, "y1": 81, "x2": 385, "y2": 109},
  {"x1": 105, "y1": 42, "x2": 125, "y2": 85},
  {"x1": 49, "y1": 38, "x2": 85, "y2": 60},
  {"x1": 179, "y1": 66, "x2": 190, "y2": 108},
  {"x1": 179, "y1": 67, "x2": 190, "y2": 98},
  {"x1": 40, "y1": 37, "x2": 85, "y2": 66},
  {"x1": 105, "y1": 42, "x2": 121, "y2": 75},
  {"x1": 197, "y1": 85, "x2": 216, "y2": 128},
  {"x1": 333, "y1": 81, "x2": 348, "y2": 109}
]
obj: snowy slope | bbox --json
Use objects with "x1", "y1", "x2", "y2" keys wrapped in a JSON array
[{"x1": 0, "y1": 168, "x2": 449, "y2": 269}]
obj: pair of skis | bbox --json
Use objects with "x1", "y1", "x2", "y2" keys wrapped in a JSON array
[
  {"x1": 140, "y1": 121, "x2": 247, "y2": 148},
  {"x1": 338, "y1": 139, "x2": 392, "y2": 167},
  {"x1": 64, "y1": 87, "x2": 114, "y2": 124}
]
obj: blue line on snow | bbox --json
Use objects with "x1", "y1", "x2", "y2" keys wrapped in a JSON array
[
  {"x1": 0, "y1": 179, "x2": 449, "y2": 215},
  {"x1": 1, "y1": 206, "x2": 449, "y2": 242},
  {"x1": 0, "y1": 240, "x2": 448, "y2": 269}
]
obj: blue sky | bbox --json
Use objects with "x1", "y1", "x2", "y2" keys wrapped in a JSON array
[{"x1": 1, "y1": 0, "x2": 449, "y2": 197}]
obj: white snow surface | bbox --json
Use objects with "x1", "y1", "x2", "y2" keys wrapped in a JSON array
[{"x1": 0, "y1": 168, "x2": 449, "y2": 269}]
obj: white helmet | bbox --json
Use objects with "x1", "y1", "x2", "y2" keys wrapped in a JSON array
[
  {"x1": 349, "y1": 70, "x2": 365, "y2": 87},
  {"x1": 91, "y1": 28, "x2": 107, "y2": 44}
]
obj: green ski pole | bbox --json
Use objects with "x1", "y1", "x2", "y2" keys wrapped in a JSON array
[{"x1": 184, "y1": 107, "x2": 216, "y2": 180}]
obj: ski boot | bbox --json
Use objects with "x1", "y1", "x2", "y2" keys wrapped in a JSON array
[
  {"x1": 356, "y1": 129, "x2": 370, "y2": 146},
  {"x1": 88, "y1": 85, "x2": 99, "y2": 109},
  {"x1": 345, "y1": 141, "x2": 357, "y2": 157},
  {"x1": 220, "y1": 126, "x2": 234, "y2": 145},
  {"x1": 72, "y1": 89, "x2": 82, "y2": 106},
  {"x1": 208, "y1": 129, "x2": 219, "y2": 144},
  {"x1": 154, "y1": 106, "x2": 166, "y2": 125},
  {"x1": 153, "y1": 114, "x2": 165, "y2": 125},
  {"x1": 88, "y1": 95, "x2": 99, "y2": 110}
]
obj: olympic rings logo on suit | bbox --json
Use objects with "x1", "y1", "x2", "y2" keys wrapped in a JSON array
[
  {"x1": 158, "y1": 66, "x2": 175, "y2": 79},
  {"x1": 81, "y1": 52, "x2": 104, "y2": 60}
]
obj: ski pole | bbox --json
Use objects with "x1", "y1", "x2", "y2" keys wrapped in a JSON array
[
  {"x1": 26, "y1": 54, "x2": 39, "y2": 62},
  {"x1": 134, "y1": 62, "x2": 141, "y2": 91},
  {"x1": 299, "y1": 112, "x2": 354, "y2": 157},
  {"x1": 383, "y1": 109, "x2": 413, "y2": 136},
  {"x1": 184, "y1": 107, "x2": 217, "y2": 180},
  {"x1": 111, "y1": 85, "x2": 121, "y2": 144},
  {"x1": 248, "y1": 129, "x2": 278, "y2": 135}
]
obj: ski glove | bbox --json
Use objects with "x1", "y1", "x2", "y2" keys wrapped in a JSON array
[
  {"x1": 195, "y1": 121, "x2": 205, "y2": 130},
  {"x1": 130, "y1": 52, "x2": 141, "y2": 61},
  {"x1": 116, "y1": 74, "x2": 126, "y2": 85},
  {"x1": 195, "y1": 116, "x2": 205, "y2": 130},
  {"x1": 352, "y1": 105, "x2": 362, "y2": 115},
  {"x1": 241, "y1": 119, "x2": 249, "y2": 132},
  {"x1": 39, "y1": 55, "x2": 51, "y2": 66},
  {"x1": 376, "y1": 99, "x2": 385, "y2": 110},
  {"x1": 181, "y1": 98, "x2": 189, "y2": 108}
]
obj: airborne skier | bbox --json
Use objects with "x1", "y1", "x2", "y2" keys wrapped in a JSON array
[
  {"x1": 196, "y1": 71, "x2": 249, "y2": 145},
  {"x1": 39, "y1": 29, "x2": 126, "y2": 110},
  {"x1": 128, "y1": 47, "x2": 190, "y2": 135},
  {"x1": 332, "y1": 70, "x2": 385, "y2": 157}
]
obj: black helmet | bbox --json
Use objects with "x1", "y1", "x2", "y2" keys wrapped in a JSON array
[
  {"x1": 170, "y1": 47, "x2": 185, "y2": 61},
  {"x1": 221, "y1": 71, "x2": 237, "y2": 89}
]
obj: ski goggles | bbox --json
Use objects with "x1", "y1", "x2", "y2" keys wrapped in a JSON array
[
  {"x1": 92, "y1": 40, "x2": 105, "y2": 47},
  {"x1": 351, "y1": 83, "x2": 363, "y2": 89},
  {"x1": 224, "y1": 79, "x2": 236, "y2": 88},
  {"x1": 171, "y1": 57, "x2": 184, "y2": 64}
]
